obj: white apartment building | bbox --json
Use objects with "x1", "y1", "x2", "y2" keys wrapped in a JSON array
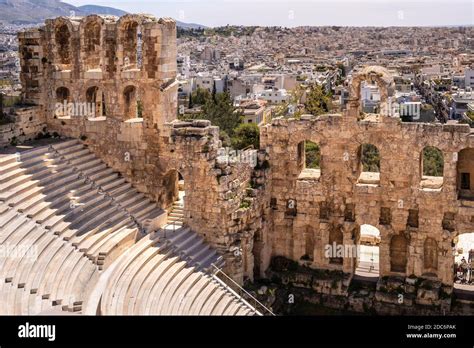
[
  {"x1": 258, "y1": 88, "x2": 290, "y2": 104},
  {"x1": 452, "y1": 91, "x2": 474, "y2": 119},
  {"x1": 465, "y1": 68, "x2": 474, "y2": 89},
  {"x1": 194, "y1": 74, "x2": 225, "y2": 94}
]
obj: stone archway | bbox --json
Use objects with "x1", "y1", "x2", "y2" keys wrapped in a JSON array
[
  {"x1": 86, "y1": 86, "x2": 106, "y2": 117},
  {"x1": 82, "y1": 16, "x2": 103, "y2": 70},
  {"x1": 348, "y1": 66, "x2": 395, "y2": 116},
  {"x1": 55, "y1": 22, "x2": 71, "y2": 66},
  {"x1": 453, "y1": 233, "x2": 474, "y2": 286},
  {"x1": 390, "y1": 233, "x2": 408, "y2": 273},
  {"x1": 161, "y1": 169, "x2": 186, "y2": 228},
  {"x1": 355, "y1": 224, "x2": 381, "y2": 278},
  {"x1": 457, "y1": 148, "x2": 474, "y2": 199},
  {"x1": 161, "y1": 169, "x2": 185, "y2": 209},
  {"x1": 123, "y1": 85, "x2": 139, "y2": 119}
]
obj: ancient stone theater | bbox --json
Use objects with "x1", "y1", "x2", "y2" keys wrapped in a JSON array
[{"x1": 0, "y1": 14, "x2": 473, "y2": 315}]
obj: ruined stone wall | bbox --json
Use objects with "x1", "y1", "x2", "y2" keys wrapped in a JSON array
[
  {"x1": 0, "y1": 106, "x2": 46, "y2": 147},
  {"x1": 261, "y1": 66, "x2": 474, "y2": 288},
  {"x1": 19, "y1": 16, "x2": 474, "y2": 294},
  {"x1": 18, "y1": 14, "x2": 179, "y2": 203},
  {"x1": 162, "y1": 120, "x2": 272, "y2": 283},
  {"x1": 17, "y1": 15, "x2": 271, "y2": 283}
]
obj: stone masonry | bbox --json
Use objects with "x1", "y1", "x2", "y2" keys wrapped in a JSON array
[{"x1": 14, "y1": 17, "x2": 474, "y2": 312}]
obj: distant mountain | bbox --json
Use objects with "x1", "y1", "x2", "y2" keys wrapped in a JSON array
[
  {"x1": 0, "y1": 0, "x2": 206, "y2": 28},
  {"x1": 0, "y1": 0, "x2": 79, "y2": 24},
  {"x1": 78, "y1": 4, "x2": 127, "y2": 17},
  {"x1": 176, "y1": 21, "x2": 207, "y2": 29}
]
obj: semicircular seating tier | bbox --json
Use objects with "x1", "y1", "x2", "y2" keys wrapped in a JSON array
[{"x1": 0, "y1": 139, "x2": 257, "y2": 316}]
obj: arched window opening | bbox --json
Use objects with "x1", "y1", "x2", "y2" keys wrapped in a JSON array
[
  {"x1": 163, "y1": 170, "x2": 185, "y2": 227},
  {"x1": 123, "y1": 86, "x2": 142, "y2": 119},
  {"x1": 84, "y1": 21, "x2": 101, "y2": 70},
  {"x1": 123, "y1": 21, "x2": 142, "y2": 69},
  {"x1": 457, "y1": 148, "x2": 474, "y2": 200},
  {"x1": 56, "y1": 87, "x2": 70, "y2": 102},
  {"x1": 356, "y1": 224, "x2": 380, "y2": 278},
  {"x1": 390, "y1": 234, "x2": 408, "y2": 273},
  {"x1": 360, "y1": 80, "x2": 381, "y2": 113},
  {"x1": 453, "y1": 233, "x2": 474, "y2": 289},
  {"x1": 55, "y1": 24, "x2": 71, "y2": 66},
  {"x1": 297, "y1": 140, "x2": 321, "y2": 181},
  {"x1": 358, "y1": 143, "x2": 380, "y2": 185},
  {"x1": 301, "y1": 228, "x2": 314, "y2": 262},
  {"x1": 55, "y1": 87, "x2": 71, "y2": 117},
  {"x1": 86, "y1": 86, "x2": 106, "y2": 118},
  {"x1": 328, "y1": 227, "x2": 343, "y2": 265},
  {"x1": 420, "y1": 146, "x2": 444, "y2": 190}
]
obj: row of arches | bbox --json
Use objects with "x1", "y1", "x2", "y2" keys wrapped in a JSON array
[
  {"x1": 322, "y1": 226, "x2": 440, "y2": 277},
  {"x1": 55, "y1": 85, "x2": 142, "y2": 119},
  {"x1": 297, "y1": 140, "x2": 474, "y2": 194},
  {"x1": 53, "y1": 18, "x2": 143, "y2": 70}
]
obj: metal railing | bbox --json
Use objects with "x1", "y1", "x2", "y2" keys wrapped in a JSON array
[{"x1": 210, "y1": 263, "x2": 275, "y2": 316}]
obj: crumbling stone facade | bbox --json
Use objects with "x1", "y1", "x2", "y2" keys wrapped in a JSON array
[
  {"x1": 259, "y1": 67, "x2": 474, "y2": 312},
  {"x1": 17, "y1": 15, "x2": 266, "y2": 282},
  {"x1": 16, "y1": 17, "x2": 474, "y2": 312}
]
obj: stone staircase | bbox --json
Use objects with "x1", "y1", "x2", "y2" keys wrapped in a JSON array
[
  {"x1": 0, "y1": 139, "x2": 258, "y2": 316},
  {"x1": 167, "y1": 200, "x2": 184, "y2": 227}
]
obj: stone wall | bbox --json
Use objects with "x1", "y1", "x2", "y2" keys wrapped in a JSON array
[
  {"x1": 17, "y1": 12, "x2": 272, "y2": 282},
  {"x1": 17, "y1": 14, "x2": 474, "y2": 300},
  {"x1": 17, "y1": 14, "x2": 179, "y2": 203},
  {"x1": 261, "y1": 66, "x2": 474, "y2": 289},
  {"x1": 161, "y1": 120, "x2": 272, "y2": 282},
  {"x1": 0, "y1": 106, "x2": 46, "y2": 147}
]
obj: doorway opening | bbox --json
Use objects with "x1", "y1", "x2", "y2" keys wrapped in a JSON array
[{"x1": 355, "y1": 224, "x2": 380, "y2": 278}]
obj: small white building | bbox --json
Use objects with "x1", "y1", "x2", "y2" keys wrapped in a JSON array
[{"x1": 258, "y1": 88, "x2": 289, "y2": 104}]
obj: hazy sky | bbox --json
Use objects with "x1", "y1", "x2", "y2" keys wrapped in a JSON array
[{"x1": 66, "y1": 0, "x2": 474, "y2": 27}]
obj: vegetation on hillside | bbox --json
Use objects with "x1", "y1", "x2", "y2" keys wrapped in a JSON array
[
  {"x1": 231, "y1": 123, "x2": 260, "y2": 150},
  {"x1": 274, "y1": 83, "x2": 332, "y2": 118},
  {"x1": 304, "y1": 84, "x2": 332, "y2": 117},
  {"x1": 182, "y1": 87, "x2": 259, "y2": 150}
]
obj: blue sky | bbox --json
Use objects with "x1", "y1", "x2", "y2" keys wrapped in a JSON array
[{"x1": 66, "y1": 0, "x2": 474, "y2": 27}]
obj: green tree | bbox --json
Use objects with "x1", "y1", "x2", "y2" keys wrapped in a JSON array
[
  {"x1": 200, "y1": 92, "x2": 242, "y2": 136},
  {"x1": 361, "y1": 144, "x2": 380, "y2": 172},
  {"x1": 212, "y1": 81, "x2": 217, "y2": 102},
  {"x1": 231, "y1": 123, "x2": 260, "y2": 150},
  {"x1": 137, "y1": 100, "x2": 143, "y2": 118},
  {"x1": 274, "y1": 85, "x2": 305, "y2": 118},
  {"x1": 304, "y1": 84, "x2": 332, "y2": 116},
  {"x1": 336, "y1": 62, "x2": 346, "y2": 77},
  {"x1": 219, "y1": 130, "x2": 232, "y2": 148},
  {"x1": 423, "y1": 147, "x2": 444, "y2": 177},
  {"x1": 191, "y1": 87, "x2": 211, "y2": 105},
  {"x1": 305, "y1": 141, "x2": 320, "y2": 169},
  {"x1": 461, "y1": 111, "x2": 474, "y2": 128}
]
